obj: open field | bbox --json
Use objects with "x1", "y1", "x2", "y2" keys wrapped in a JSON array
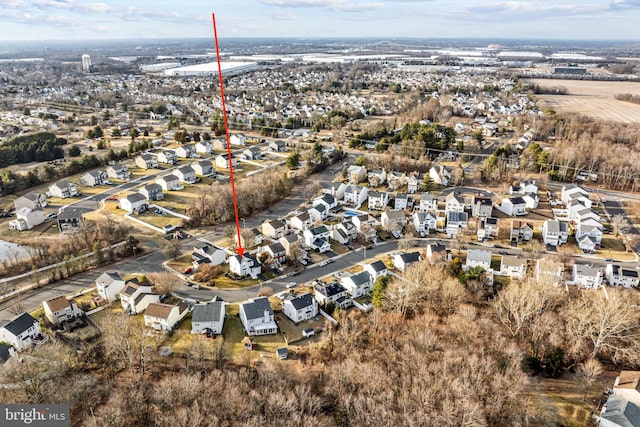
[{"x1": 526, "y1": 78, "x2": 640, "y2": 123}]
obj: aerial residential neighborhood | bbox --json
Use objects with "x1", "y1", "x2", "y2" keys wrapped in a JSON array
[{"x1": 0, "y1": 32, "x2": 640, "y2": 426}]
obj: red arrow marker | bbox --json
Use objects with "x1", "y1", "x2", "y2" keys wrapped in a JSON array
[{"x1": 212, "y1": 13, "x2": 244, "y2": 257}]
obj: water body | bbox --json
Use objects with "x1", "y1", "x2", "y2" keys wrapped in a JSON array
[{"x1": 0, "y1": 240, "x2": 31, "y2": 262}]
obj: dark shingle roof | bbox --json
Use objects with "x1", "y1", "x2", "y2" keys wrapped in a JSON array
[
  {"x1": 241, "y1": 297, "x2": 273, "y2": 321},
  {"x1": 2, "y1": 313, "x2": 37, "y2": 336},
  {"x1": 192, "y1": 301, "x2": 224, "y2": 323},
  {"x1": 287, "y1": 293, "x2": 314, "y2": 310},
  {"x1": 368, "y1": 260, "x2": 387, "y2": 272}
]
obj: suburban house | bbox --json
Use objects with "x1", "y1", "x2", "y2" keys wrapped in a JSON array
[
  {"x1": 576, "y1": 223, "x2": 603, "y2": 246},
  {"x1": 511, "y1": 221, "x2": 534, "y2": 243},
  {"x1": 419, "y1": 192, "x2": 439, "y2": 212},
  {"x1": 368, "y1": 169, "x2": 387, "y2": 186},
  {"x1": 269, "y1": 140, "x2": 285, "y2": 152},
  {"x1": 119, "y1": 193, "x2": 148, "y2": 214},
  {"x1": 331, "y1": 224, "x2": 350, "y2": 244},
  {"x1": 280, "y1": 234, "x2": 302, "y2": 257},
  {"x1": 48, "y1": 180, "x2": 78, "y2": 198},
  {"x1": 472, "y1": 195, "x2": 493, "y2": 218},
  {"x1": 157, "y1": 150, "x2": 177, "y2": 165},
  {"x1": 143, "y1": 302, "x2": 190, "y2": 331},
  {"x1": 445, "y1": 192, "x2": 465, "y2": 214},
  {"x1": 477, "y1": 217, "x2": 499, "y2": 241},
  {"x1": 570, "y1": 264, "x2": 603, "y2": 289},
  {"x1": 605, "y1": 264, "x2": 639, "y2": 288},
  {"x1": 464, "y1": 249, "x2": 492, "y2": 271},
  {"x1": 510, "y1": 180, "x2": 538, "y2": 196},
  {"x1": 394, "y1": 193, "x2": 409, "y2": 211},
  {"x1": 192, "y1": 160, "x2": 214, "y2": 177},
  {"x1": 283, "y1": 293, "x2": 318, "y2": 323},
  {"x1": 195, "y1": 141, "x2": 213, "y2": 155},
  {"x1": 80, "y1": 170, "x2": 109, "y2": 187},
  {"x1": 426, "y1": 243, "x2": 449, "y2": 264},
  {"x1": 262, "y1": 219, "x2": 287, "y2": 239},
  {"x1": 212, "y1": 138, "x2": 227, "y2": 150},
  {"x1": 343, "y1": 185, "x2": 368, "y2": 207},
  {"x1": 192, "y1": 241, "x2": 227, "y2": 266},
  {"x1": 289, "y1": 212, "x2": 312, "y2": 231},
  {"x1": 313, "y1": 193, "x2": 337, "y2": 212},
  {"x1": 96, "y1": 271, "x2": 126, "y2": 302},
  {"x1": 230, "y1": 133, "x2": 247, "y2": 146},
  {"x1": 381, "y1": 210, "x2": 407, "y2": 231},
  {"x1": 407, "y1": 172, "x2": 422, "y2": 194},
  {"x1": 561, "y1": 184, "x2": 589, "y2": 205},
  {"x1": 577, "y1": 235, "x2": 598, "y2": 253},
  {"x1": 57, "y1": 208, "x2": 83, "y2": 233},
  {"x1": 0, "y1": 313, "x2": 43, "y2": 352},
  {"x1": 598, "y1": 370, "x2": 640, "y2": 427},
  {"x1": 365, "y1": 260, "x2": 388, "y2": 281},
  {"x1": 9, "y1": 207, "x2": 46, "y2": 231},
  {"x1": 229, "y1": 254, "x2": 261, "y2": 278},
  {"x1": 389, "y1": 172, "x2": 408, "y2": 189},
  {"x1": 368, "y1": 191, "x2": 389, "y2": 210},
  {"x1": 242, "y1": 146, "x2": 262, "y2": 160},
  {"x1": 175, "y1": 165, "x2": 197, "y2": 184},
  {"x1": 308, "y1": 204, "x2": 328, "y2": 222},
  {"x1": 174, "y1": 144, "x2": 195, "y2": 158},
  {"x1": 429, "y1": 164, "x2": 451, "y2": 186},
  {"x1": 43, "y1": 296, "x2": 82, "y2": 325},
  {"x1": 446, "y1": 211, "x2": 468, "y2": 238},
  {"x1": 119, "y1": 279, "x2": 160, "y2": 314},
  {"x1": 14, "y1": 192, "x2": 47, "y2": 211},
  {"x1": 139, "y1": 183, "x2": 164, "y2": 201},
  {"x1": 522, "y1": 193, "x2": 539, "y2": 209},
  {"x1": 313, "y1": 282, "x2": 351, "y2": 308},
  {"x1": 542, "y1": 220, "x2": 569, "y2": 247},
  {"x1": 341, "y1": 271, "x2": 373, "y2": 298},
  {"x1": 304, "y1": 226, "x2": 331, "y2": 253},
  {"x1": 325, "y1": 182, "x2": 347, "y2": 201},
  {"x1": 135, "y1": 153, "x2": 158, "y2": 169},
  {"x1": 106, "y1": 163, "x2": 131, "y2": 181},
  {"x1": 156, "y1": 174, "x2": 183, "y2": 191},
  {"x1": 191, "y1": 301, "x2": 226, "y2": 334},
  {"x1": 347, "y1": 165, "x2": 367, "y2": 183},
  {"x1": 500, "y1": 256, "x2": 527, "y2": 280},
  {"x1": 334, "y1": 221, "x2": 357, "y2": 241},
  {"x1": 237, "y1": 227, "x2": 263, "y2": 249},
  {"x1": 239, "y1": 297, "x2": 277, "y2": 336},
  {"x1": 264, "y1": 242, "x2": 286, "y2": 265},
  {"x1": 497, "y1": 197, "x2": 527, "y2": 216},
  {"x1": 393, "y1": 251, "x2": 422, "y2": 272},
  {"x1": 215, "y1": 153, "x2": 238, "y2": 169}
]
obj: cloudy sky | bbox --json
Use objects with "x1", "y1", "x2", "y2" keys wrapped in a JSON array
[{"x1": 1, "y1": 0, "x2": 640, "y2": 41}]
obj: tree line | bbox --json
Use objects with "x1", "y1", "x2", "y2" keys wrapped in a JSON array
[{"x1": 0, "y1": 132, "x2": 67, "y2": 167}]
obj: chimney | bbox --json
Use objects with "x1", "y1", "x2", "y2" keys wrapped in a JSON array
[{"x1": 264, "y1": 309, "x2": 270, "y2": 323}]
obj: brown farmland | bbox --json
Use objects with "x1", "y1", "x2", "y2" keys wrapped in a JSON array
[{"x1": 526, "y1": 78, "x2": 640, "y2": 123}]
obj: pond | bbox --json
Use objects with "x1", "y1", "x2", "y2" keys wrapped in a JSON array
[{"x1": 0, "y1": 240, "x2": 31, "y2": 262}]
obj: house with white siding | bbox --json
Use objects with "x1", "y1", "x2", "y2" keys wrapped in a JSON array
[
  {"x1": 239, "y1": 297, "x2": 277, "y2": 336},
  {"x1": 283, "y1": 293, "x2": 318, "y2": 323}
]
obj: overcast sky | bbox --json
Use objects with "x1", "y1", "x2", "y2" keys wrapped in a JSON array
[{"x1": 1, "y1": 0, "x2": 640, "y2": 41}]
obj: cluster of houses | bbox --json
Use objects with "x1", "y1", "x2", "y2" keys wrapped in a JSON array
[{"x1": 9, "y1": 191, "x2": 83, "y2": 233}]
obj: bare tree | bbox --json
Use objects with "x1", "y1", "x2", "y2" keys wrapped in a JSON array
[
  {"x1": 574, "y1": 358, "x2": 603, "y2": 402},
  {"x1": 257, "y1": 286, "x2": 273, "y2": 297},
  {"x1": 148, "y1": 272, "x2": 181, "y2": 295},
  {"x1": 165, "y1": 239, "x2": 182, "y2": 260}
]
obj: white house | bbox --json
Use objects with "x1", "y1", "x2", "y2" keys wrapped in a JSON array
[
  {"x1": 365, "y1": 260, "x2": 388, "y2": 281},
  {"x1": 325, "y1": 182, "x2": 347, "y2": 201},
  {"x1": 192, "y1": 160, "x2": 214, "y2": 177},
  {"x1": 477, "y1": 217, "x2": 500, "y2": 241},
  {"x1": 426, "y1": 243, "x2": 449, "y2": 265},
  {"x1": 347, "y1": 165, "x2": 367, "y2": 184},
  {"x1": 497, "y1": 197, "x2": 527, "y2": 216},
  {"x1": 157, "y1": 150, "x2": 177, "y2": 165},
  {"x1": 139, "y1": 183, "x2": 164, "y2": 201},
  {"x1": 106, "y1": 163, "x2": 131, "y2": 181},
  {"x1": 393, "y1": 251, "x2": 422, "y2": 272},
  {"x1": 174, "y1": 144, "x2": 195, "y2": 158},
  {"x1": 511, "y1": 221, "x2": 534, "y2": 243},
  {"x1": 229, "y1": 133, "x2": 247, "y2": 146},
  {"x1": 304, "y1": 226, "x2": 331, "y2": 253},
  {"x1": 471, "y1": 195, "x2": 493, "y2": 218},
  {"x1": 229, "y1": 254, "x2": 261, "y2": 278},
  {"x1": 368, "y1": 191, "x2": 389, "y2": 210},
  {"x1": 419, "y1": 192, "x2": 439, "y2": 212},
  {"x1": 135, "y1": 153, "x2": 158, "y2": 169},
  {"x1": 243, "y1": 146, "x2": 262, "y2": 160},
  {"x1": 14, "y1": 192, "x2": 47, "y2": 211},
  {"x1": 500, "y1": 256, "x2": 527, "y2": 280},
  {"x1": 313, "y1": 193, "x2": 338, "y2": 212},
  {"x1": 175, "y1": 165, "x2": 196, "y2": 184},
  {"x1": 510, "y1": 180, "x2": 538, "y2": 196},
  {"x1": 308, "y1": 204, "x2": 328, "y2": 222},
  {"x1": 195, "y1": 141, "x2": 213, "y2": 155},
  {"x1": 156, "y1": 174, "x2": 183, "y2": 191},
  {"x1": 191, "y1": 301, "x2": 226, "y2": 334},
  {"x1": 80, "y1": 170, "x2": 109, "y2": 187},
  {"x1": 192, "y1": 241, "x2": 227, "y2": 266},
  {"x1": 522, "y1": 193, "x2": 539, "y2": 209},
  {"x1": 283, "y1": 293, "x2": 318, "y2": 323},
  {"x1": 289, "y1": 212, "x2": 312, "y2": 231},
  {"x1": 341, "y1": 271, "x2": 373, "y2": 298},
  {"x1": 313, "y1": 282, "x2": 351, "y2": 308},
  {"x1": 43, "y1": 296, "x2": 82, "y2": 325},
  {"x1": 9, "y1": 207, "x2": 46, "y2": 231},
  {"x1": 264, "y1": 242, "x2": 286, "y2": 265},
  {"x1": 215, "y1": 153, "x2": 238, "y2": 169},
  {"x1": 368, "y1": 169, "x2": 387, "y2": 186},
  {"x1": 394, "y1": 193, "x2": 409, "y2": 211},
  {"x1": 269, "y1": 140, "x2": 285, "y2": 152},
  {"x1": 144, "y1": 302, "x2": 190, "y2": 331},
  {"x1": 445, "y1": 192, "x2": 465, "y2": 214},
  {"x1": 605, "y1": 264, "x2": 640, "y2": 288},
  {"x1": 561, "y1": 184, "x2": 589, "y2": 205},
  {"x1": 48, "y1": 180, "x2": 78, "y2": 199},
  {"x1": 343, "y1": 185, "x2": 368, "y2": 207},
  {"x1": 413, "y1": 211, "x2": 436, "y2": 236},
  {"x1": 577, "y1": 235, "x2": 598, "y2": 253},
  {"x1": 95, "y1": 271, "x2": 126, "y2": 302},
  {"x1": 239, "y1": 297, "x2": 277, "y2": 336},
  {"x1": 464, "y1": 249, "x2": 492, "y2": 271},
  {"x1": 429, "y1": 164, "x2": 451, "y2": 186},
  {"x1": 262, "y1": 219, "x2": 287, "y2": 239},
  {"x1": 120, "y1": 279, "x2": 160, "y2": 314},
  {"x1": 381, "y1": 210, "x2": 407, "y2": 231},
  {"x1": 570, "y1": 264, "x2": 603, "y2": 289},
  {"x1": 576, "y1": 223, "x2": 603, "y2": 246},
  {"x1": 0, "y1": 313, "x2": 43, "y2": 352},
  {"x1": 446, "y1": 211, "x2": 468, "y2": 238},
  {"x1": 119, "y1": 193, "x2": 148, "y2": 214},
  {"x1": 407, "y1": 172, "x2": 422, "y2": 194},
  {"x1": 542, "y1": 220, "x2": 569, "y2": 247}
]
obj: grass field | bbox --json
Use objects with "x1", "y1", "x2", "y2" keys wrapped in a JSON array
[{"x1": 526, "y1": 78, "x2": 640, "y2": 123}]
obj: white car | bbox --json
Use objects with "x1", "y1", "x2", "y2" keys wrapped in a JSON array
[
  {"x1": 286, "y1": 282, "x2": 296, "y2": 289},
  {"x1": 318, "y1": 261, "x2": 328, "y2": 267}
]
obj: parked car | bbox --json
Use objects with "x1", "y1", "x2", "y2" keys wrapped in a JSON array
[
  {"x1": 105, "y1": 197, "x2": 117, "y2": 201},
  {"x1": 183, "y1": 267, "x2": 193, "y2": 274},
  {"x1": 318, "y1": 261, "x2": 328, "y2": 267},
  {"x1": 286, "y1": 282, "x2": 297, "y2": 288},
  {"x1": 193, "y1": 284, "x2": 201, "y2": 290},
  {"x1": 290, "y1": 269, "x2": 301, "y2": 276}
]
